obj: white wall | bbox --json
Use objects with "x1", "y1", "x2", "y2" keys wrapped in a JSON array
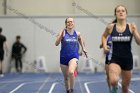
[
  {"x1": 74, "y1": 0, "x2": 140, "y2": 15},
  {"x1": 0, "y1": 15, "x2": 140, "y2": 72},
  {"x1": 0, "y1": 0, "x2": 140, "y2": 16}
]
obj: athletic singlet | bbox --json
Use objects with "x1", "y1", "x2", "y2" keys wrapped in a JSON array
[
  {"x1": 111, "y1": 24, "x2": 133, "y2": 58},
  {"x1": 60, "y1": 29, "x2": 79, "y2": 58}
]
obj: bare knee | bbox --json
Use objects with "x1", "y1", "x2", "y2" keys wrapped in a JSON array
[
  {"x1": 110, "y1": 77, "x2": 118, "y2": 86},
  {"x1": 109, "y1": 71, "x2": 119, "y2": 86},
  {"x1": 109, "y1": 73, "x2": 119, "y2": 86},
  {"x1": 68, "y1": 70, "x2": 74, "y2": 77},
  {"x1": 109, "y1": 63, "x2": 121, "y2": 86}
]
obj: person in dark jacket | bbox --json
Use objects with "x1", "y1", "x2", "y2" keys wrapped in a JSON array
[{"x1": 12, "y1": 35, "x2": 27, "y2": 72}]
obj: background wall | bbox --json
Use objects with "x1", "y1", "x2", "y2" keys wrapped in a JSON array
[
  {"x1": 0, "y1": 0, "x2": 139, "y2": 72},
  {"x1": 0, "y1": 0, "x2": 140, "y2": 16}
]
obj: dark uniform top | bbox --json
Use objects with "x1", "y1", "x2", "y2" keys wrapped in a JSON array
[{"x1": 110, "y1": 24, "x2": 133, "y2": 70}]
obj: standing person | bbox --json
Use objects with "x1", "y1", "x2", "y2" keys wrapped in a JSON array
[
  {"x1": 12, "y1": 35, "x2": 27, "y2": 73},
  {"x1": 0, "y1": 27, "x2": 8, "y2": 77},
  {"x1": 55, "y1": 17, "x2": 87, "y2": 93},
  {"x1": 102, "y1": 5, "x2": 140, "y2": 93},
  {"x1": 100, "y1": 35, "x2": 112, "y2": 93}
]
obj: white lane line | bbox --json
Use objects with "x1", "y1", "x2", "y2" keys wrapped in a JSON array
[
  {"x1": 118, "y1": 77, "x2": 140, "y2": 93},
  {"x1": 9, "y1": 83, "x2": 26, "y2": 93},
  {"x1": 84, "y1": 80, "x2": 105, "y2": 93},
  {"x1": 84, "y1": 82, "x2": 91, "y2": 93},
  {"x1": 131, "y1": 77, "x2": 140, "y2": 81},
  {"x1": 48, "y1": 82, "x2": 58, "y2": 93},
  {"x1": 36, "y1": 78, "x2": 49, "y2": 93},
  {"x1": 36, "y1": 75, "x2": 50, "y2": 93},
  {"x1": 84, "y1": 77, "x2": 140, "y2": 93},
  {"x1": 118, "y1": 82, "x2": 135, "y2": 93},
  {"x1": 77, "y1": 76, "x2": 84, "y2": 93}
]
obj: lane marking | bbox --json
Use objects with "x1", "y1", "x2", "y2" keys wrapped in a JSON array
[
  {"x1": 84, "y1": 80, "x2": 105, "y2": 93},
  {"x1": 118, "y1": 82, "x2": 135, "y2": 93},
  {"x1": 36, "y1": 78, "x2": 50, "y2": 93},
  {"x1": 77, "y1": 76, "x2": 84, "y2": 93},
  {"x1": 9, "y1": 83, "x2": 25, "y2": 93},
  {"x1": 36, "y1": 74, "x2": 51, "y2": 93},
  {"x1": 48, "y1": 82, "x2": 58, "y2": 93},
  {"x1": 118, "y1": 77, "x2": 140, "y2": 93}
]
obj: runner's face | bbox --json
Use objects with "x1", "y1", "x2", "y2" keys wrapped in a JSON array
[
  {"x1": 66, "y1": 18, "x2": 74, "y2": 29},
  {"x1": 115, "y1": 6, "x2": 127, "y2": 20}
]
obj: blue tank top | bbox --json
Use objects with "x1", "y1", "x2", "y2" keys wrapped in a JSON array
[
  {"x1": 106, "y1": 35, "x2": 112, "y2": 60},
  {"x1": 60, "y1": 29, "x2": 79, "y2": 58},
  {"x1": 111, "y1": 24, "x2": 133, "y2": 58}
]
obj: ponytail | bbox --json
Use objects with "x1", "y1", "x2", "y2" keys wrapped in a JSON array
[{"x1": 112, "y1": 18, "x2": 117, "y2": 23}]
